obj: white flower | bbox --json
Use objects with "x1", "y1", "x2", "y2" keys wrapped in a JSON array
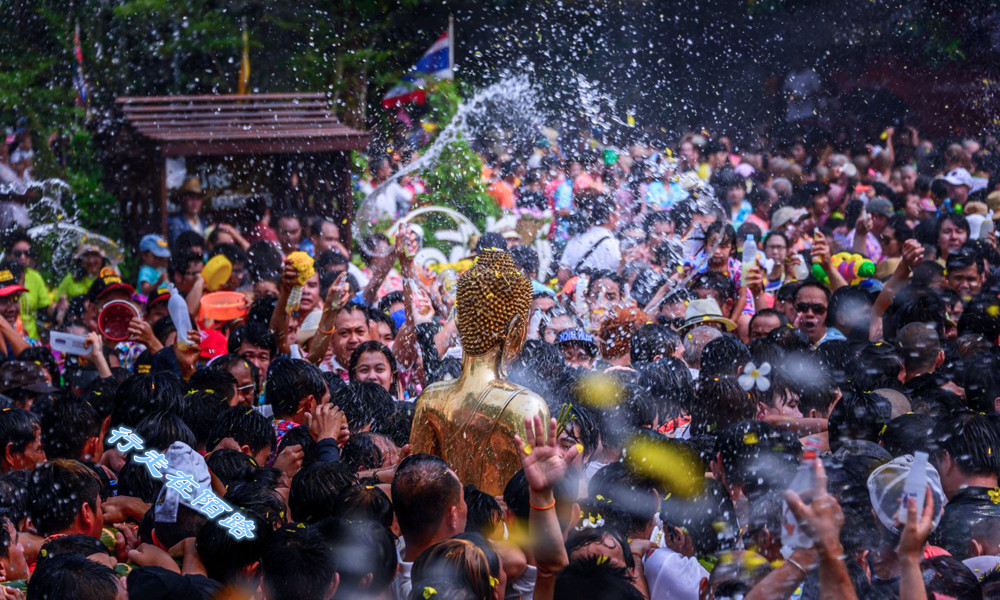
[{"x1": 738, "y1": 362, "x2": 771, "y2": 392}]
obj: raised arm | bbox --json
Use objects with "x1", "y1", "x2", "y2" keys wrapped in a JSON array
[
  {"x1": 516, "y1": 416, "x2": 579, "y2": 600},
  {"x1": 784, "y1": 460, "x2": 857, "y2": 600},
  {"x1": 870, "y1": 239, "x2": 923, "y2": 340}
]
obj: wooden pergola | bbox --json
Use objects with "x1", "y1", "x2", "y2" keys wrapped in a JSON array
[{"x1": 103, "y1": 93, "x2": 369, "y2": 247}]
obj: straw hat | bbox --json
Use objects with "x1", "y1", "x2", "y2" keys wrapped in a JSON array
[
  {"x1": 679, "y1": 297, "x2": 736, "y2": 332},
  {"x1": 179, "y1": 176, "x2": 204, "y2": 196}
]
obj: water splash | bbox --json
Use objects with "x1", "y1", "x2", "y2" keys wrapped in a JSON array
[
  {"x1": 355, "y1": 75, "x2": 544, "y2": 255},
  {"x1": 0, "y1": 178, "x2": 123, "y2": 268}
]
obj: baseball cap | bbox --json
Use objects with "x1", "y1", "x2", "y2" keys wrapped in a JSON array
[
  {"x1": 944, "y1": 168, "x2": 973, "y2": 188},
  {"x1": 0, "y1": 267, "x2": 27, "y2": 298},
  {"x1": 867, "y1": 454, "x2": 946, "y2": 535},
  {"x1": 88, "y1": 267, "x2": 136, "y2": 302},
  {"x1": 198, "y1": 328, "x2": 228, "y2": 360},
  {"x1": 867, "y1": 196, "x2": 895, "y2": 218},
  {"x1": 146, "y1": 287, "x2": 171, "y2": 310},
  {"x1": 556, "y1": 329, "x2": 597, "y2": 353},
  {"x1": 0, "y1": 361, "x2": 58, "y2": 394},
  {"x1": 770, "y1": 207, "x2": 808, "y2": 230},
  {"x1": 139, "y1": 234, "x2": 171, "y2": 258}
]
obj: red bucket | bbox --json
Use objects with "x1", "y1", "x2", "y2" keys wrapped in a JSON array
[{"x1": 98, "y1": 300, "x2": 140, "y2": 342}]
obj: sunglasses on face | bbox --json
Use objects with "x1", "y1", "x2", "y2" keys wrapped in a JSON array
[
  {"x1": 10, "y1": 250, "x2": 29, "y2": 258},
  {"x1": 795, "y1": 302, "x2": 827, "y2": 315},
  {"x1": 660, "y1": 317, "x2": 685, "y2": 329}
]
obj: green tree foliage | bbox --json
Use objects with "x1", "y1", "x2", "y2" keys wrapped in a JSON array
[{"x1": 421, "y1": 80, "x2": 496, "y2": 232}]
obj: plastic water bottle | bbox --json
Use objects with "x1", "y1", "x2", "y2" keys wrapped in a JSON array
[
  {"x1": 900, "y1": 451, "x2": 929, "y2": 521},
  {"x1": 781, "y1": 450, "x2": 818, "y2": 558},
  {"x1": 741, "y1": 235, "x2": 756, "y2": 287},
  {"x1": 167, "y1": 284, "x2": 193, "y2": 346}
]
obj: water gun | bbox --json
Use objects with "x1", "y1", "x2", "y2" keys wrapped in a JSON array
[{"x1": 811, "y1": 252, "x2": 876, "y2": 286}]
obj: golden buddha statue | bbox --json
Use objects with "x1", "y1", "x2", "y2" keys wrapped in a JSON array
[{"x1": 411, "y1": 249, "x2": 551, "y2": 495}]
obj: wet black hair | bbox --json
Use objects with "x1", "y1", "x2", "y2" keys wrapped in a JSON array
[
  {"x1": 180, "y1": 390, "x2": 229, "y2": 450},
  {"x1": 223, "y1": 480, "x2": 287, "y2": 529},
  {"x1": 0, "y1": 406, "x2": 38, "y2": 460},
  {"x1": 37, "y1": 533, "x2": 111, "y2": 562},
  {"x1": 227, "y1": 321, "x2": 278, "y2": 358},
  {"x1": 510, "y1": 244, "x2": 540, "y2": 276},
  {"x1": 332, "y1": 380, "x2": 395, "y2": 433},
  {"x1": 587, "y1": 462, "x2": 658, "y2": 537},
  {"x1": 660, "y1": 477, "x2": 738, "y2": 555},
  {"x1": 959, "y1": 352, "x2": 1000, "y2": 414},
  {"x1": 135, "y1": 411, "x2": 197, "y2": 450},
  {"x1": 391, "y1": 453, "x2": 461, "y2": 546},
  {"x1": 932, "y1": 411, "x2": 1000, "y2": 476},
  {"x1": 331, "y1": 484, "x2": 394, "y2": 530},
  {"x1": 881, "y1": 414, "x2": 936, "y2": 458},
  {"x1": 698, "y1": 335, "x2": 751, "y2": 380},
  {"x1": 0, "y1": 471, "x2": 29, "y2": 527},
  {"x1": 630, "y1": 323, "x2": 679, "y2": 365},
  {"x1": 205, "y1": 448, "x2": 256, "y2": 488},
  {"x1": 28, "y1": 459, "x2": 101, "y2": 536},
  {"x1": 207, "y1": 406, "x2": 276, "y2": 458},
  {"x1": 958, "y1": 299, "x2": 1000, "y2": 342},
  {"x1": 691, "y1": 374, "x2": 756, "y2": 437},
  {"x1": 689, "y1": 271, "x2": 738, "y2": 304},
  {"x1": 340, "y1": 432, "x2": 383, "y2": 472},
  {"x1": 108, "y1": 372, "x2": 183, "y2": 430},
  {"x1": 463, "y1": 485, "x2": 503, "y2": 537},
  {"x1": 288, "y1": 461, "x2": 356, "y2": 523},
  {"x1": 173, "y1": 230, "x2": 205, "y2": 255},
  {"x1": 197, "y1": 510, "x2": 273, "y2": 585},
  {"x1": 554, "y1": 556, "x2": 644, "y2": 600},
  {"x1": 186, "y1": 367, "x2": 237, "y2": 402},
  {"x1": 716, "y1": 420, "x2": 801, "y2": 499},
  {"x1": 853, "y1": 342, "x2": 905, "y2": 391},
  {"x1": 261, "y1": 525, "x2": 338, "y2": 600},
  {"x1": 247, "y1": 294, "x2": 278, "y2": 325},
  {"x1": 318, "y1": 518, "x2": 398, "y2": 597},
  {"x1": 115, "y1": 458, "x2": 163, "y2": 503},
  {"x1": 947, "y1": 245, "x2": 985, "y2": 275},
  {"x1": 18, "y1": 346, "x2": 59, "y2": 389},
  {"x1": 370, "y1": 400, "x2": 414, "y2": 448},
  {"x1": 827, "y1": 389, "x2": 892, "y2": 452},
  {"x1": 921, "y1": 555, "x2": 983, "y2": 600},
  {"x1": 39, "y1": 394, "x2": 99, "y2": 460},
  {"x1": 266, "y1": 359, "x2": 327, "y2": 419},
  {"x1": 29, "y1": 553, "x2": 118, "y2": 600},
  {"x1": 168, "y1": 250, "x2": 203, "y2": 280}
]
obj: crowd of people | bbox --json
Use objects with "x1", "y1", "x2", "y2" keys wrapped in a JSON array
[{"x1": 0, "y1": 121, "x2": 1000, "y2": 600}]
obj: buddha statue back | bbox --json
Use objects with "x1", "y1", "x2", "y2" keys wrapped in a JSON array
[{"x1": 411, "y1": 249, "x2": 550, "y2": 495}]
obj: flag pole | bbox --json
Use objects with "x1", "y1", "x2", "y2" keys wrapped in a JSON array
[{"x1": 448, "y1": 14, "x2": 455, "y2": 78}]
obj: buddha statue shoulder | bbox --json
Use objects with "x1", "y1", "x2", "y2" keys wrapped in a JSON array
[{"x1": 411, "y1": 248, "x2": 550, "y2": 495}]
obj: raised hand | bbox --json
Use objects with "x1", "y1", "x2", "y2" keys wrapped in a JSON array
[
  {"x1": 306, "y1": 403, "x2": 347, "y2": 443},
  {"x1": 900, "y1": 238, "x2": 925, "y2": 270},
  {"x1": 784, "y1": 460, "x2": 844, "y2": 556},
  {"x1": 897, "y1": 487, "x2": 935, "y2": 558},
  {"x1": 515, "y1": 416, "x2": 578, "y2": 494}
]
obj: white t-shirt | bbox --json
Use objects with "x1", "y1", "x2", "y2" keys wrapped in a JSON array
[
  {"x1": 644, "y1": 547, "x2": 708, "y2": 600},
  {"x1": 506, "y1": 564, "x2": 537, "y2": 599},
  {"x1": 392, "y1": 559, "x2": 413, "y2": 600},
  {"x1": 370, "y1": 181, "x2": 414, "y2": 221},
  {"x1": 559, "y1": 226, "x2": 621, "y2": 274}
]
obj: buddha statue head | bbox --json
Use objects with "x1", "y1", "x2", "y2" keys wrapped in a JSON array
[{"x1": 456, "y1": 249, "x2": 532, "y2": 363}]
